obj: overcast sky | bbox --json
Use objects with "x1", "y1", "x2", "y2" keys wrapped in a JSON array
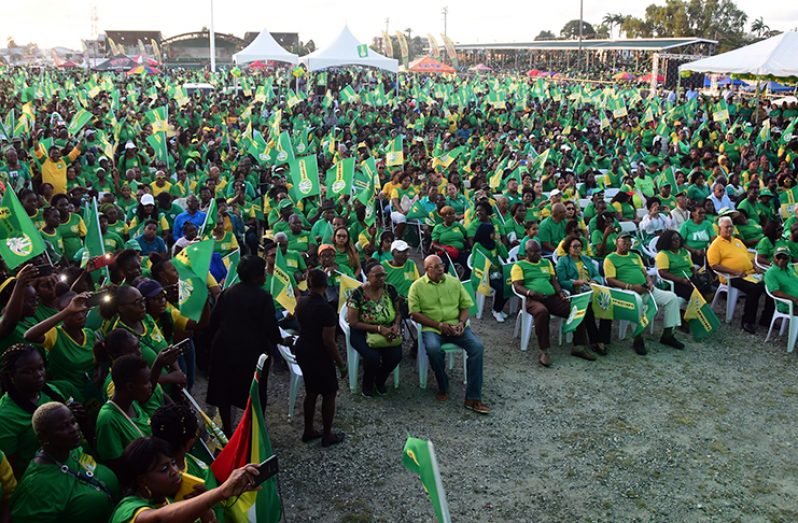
[{"x1": 3, "y1": 0, "x2": 797, "y2": 50}]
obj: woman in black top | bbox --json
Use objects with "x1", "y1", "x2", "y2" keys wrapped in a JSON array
[
  {"x1": 206, "y1": 255, "x2": 282, "y2": 435},
  {"x1": 294, "y1": 269, "x2": 347, "y2": 447}
]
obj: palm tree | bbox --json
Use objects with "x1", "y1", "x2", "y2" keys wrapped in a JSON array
[
  {"x1": 602, "y1": 13, "x2": 626, "y2": 39},
  {"x1": 751, "y1": 17, "x2": 770, "y2": 38}
]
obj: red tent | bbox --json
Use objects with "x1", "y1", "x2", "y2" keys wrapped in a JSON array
[
  {"x1": 58, "y1": 60, "x2": 81, "y2": 69},
  {"x1": 131, "y1": 54, "x2": 160, "y2": 66},
  {"x1": 248, "y1": 60, "x2": 273, "y2": 69},
  {"x1": 406, "y1": 56, "x2": 455, "y2": 74},
  {"x1": 637, "y1": 73, "x2": 665, "y2": 83},
  {"x1": 527, "y1": 69, "x2": 541, "y2": 77}
]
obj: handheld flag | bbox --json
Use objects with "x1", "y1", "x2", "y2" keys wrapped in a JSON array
[
  {"x1": 199, "y1": 199, "x2": 217, "y2": 238},
  {"x1": 632, "y1": 292, "x2": 658, "y2": 337},
  {"x1": 325, "y1": 158, "x2": 355, "y2": 198},
  {"x1": 590, "y1": 284, "x2": 641, "y2": 323},
  {"x1": 289, "y1": 155, "x2": 320, "y2": 201},
  {"x1": 270, "y1": 248, "x2": 297, "y2": 314},
  {"x1": 209, "y1": 355, "x2": 282, "y2": 523},
  {"x1": 67, "y1": 108, "x2": 93, "y2": 136},
  {"x1": 470, "y1": 245, "x2": 493, "y2": 296},
  {"x1": 0, "y1": 187, "x2": 46, "y2": 269},
  {"x1": 561, "y1": 291, "x2": 592, "y2": 334},
  {"x1": 222, "y1": 250, "x2": 241, "y2": 290},
  {"x1": 683, "y1": 286, "x2": 720, "y2": 340},
  {"x1": 385, "y1": 136, "x2": 404, "y2": 167},
  {"x1": 402, "y1": 436, "x2": 452, "y2": 523},
  {"x1": 337, "y1": 272, "x2": 362, "y2": 313},
  {"x1": 81, "y1": 197, "x2": 110, "y2": 280},
  {"x1": 173, "y1": 240, "x2": 213, "y2": 321}
]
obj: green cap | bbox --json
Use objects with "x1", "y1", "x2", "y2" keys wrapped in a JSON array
[
  {"x1": 124, "y1": 239, "x2": 142, "y2": 252},
  {"x1": 759, "y1": 188, "x2": 774, "y2": 198},
  {"x1": 278, "y1": 199, "x2": 293, "y2": 210},
  {"x1": 774, "y1": 246, "x2": 790, "y2": 258}
]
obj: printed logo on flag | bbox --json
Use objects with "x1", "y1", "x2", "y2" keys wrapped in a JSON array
[
  {"x1": 179, "y1": 278, "x2": 193, "y2": 305},
  {"x1": 5, "y1": 235, "x2": 33, "y2": 257},
  {"x1": 357, "y1": 44, "x2": 369, "y2": 58},
  {"x1": 332, "y1": 180, "x2": 346, "y2": 193},
  {"x1": 596, "y1": 287, "x2": 611, "y2": 312},
  {"x1": 567, "y1": 303, "x2": 585, "y2": 324},
  {"x1": 296, "y1": 143, "x2": 306, "y2": 153},
  {"x1": 277, "y1": 151, "x2": 288, "y2": 162}
]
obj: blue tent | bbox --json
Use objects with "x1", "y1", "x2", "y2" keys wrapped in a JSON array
[{"x1": 703, "y1": 76, "x2": 748, "y2": 87}]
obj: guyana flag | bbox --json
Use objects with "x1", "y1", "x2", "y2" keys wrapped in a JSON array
[
  {"x1": 683, "y1": 286, "x2": 720, "y2": 340},
  {"x1": 146, "y1": 132, "x2": 169, "y2": 165},
  {"x1": 385, "y1": 136, "x2": 404, "y2": 167},
  {"x1": 67, "y1": 108, "x2": 93, "y2": 135},
  {"x1": 288, "y1": 155, "x2": 320, "y2": 201},
  {"x1": 561, "y1": 291, "x2": 592, "y2": 334},
  {"x1": 81, "y1": 198, "x2": 109, "y2": 280},
  {"x1": 145, "y1": 106, "x2": 169, "y2": 133},
  {"x1": 431, "y1": 146, "x2": 464, "y2": 170},
  {"x1": 402, "y1": 436, "x2": 452, "y2": 523},
  {"x1": 324, "y1": 157, "x2": 355, "y2": 198},
  {"x1": 270, "y1": 248, "x2": 297, "y2": 314},
  {"x1": 173, "y1": 239, "x2": 213, "y2": 321},
  {"x1": 199, "y1": 199, "x2": 217, "y2": 238},
  {"x1": 208, "y1": 355, "x2": 282, "y2": 523},
  {"x1": 339, "y1": 85, "x2": 359, "y2": 104},
  {"x1": 470, "y1": 244, "x2": 492, "y2": 297},
  {"x1": 0, "y1": 187, "x2": 46, "y2": 269},
  {"x1": 337, "y1": 272, "x2": 362, "y2": 313}
]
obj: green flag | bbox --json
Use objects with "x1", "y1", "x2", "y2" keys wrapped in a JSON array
[
  {"x1": 199, "y1": 199, "x2": 217, "y2": 238},
  {"x1": 248, "y1": 132, "x2": 271, "y2": 167},
  {"x1": 270, "y1": 131, "x2": 295, "y2": 166},
  {"x1": 67, "y1": 108, "x2": 93, "y2": 136},
  {"x1": 80, "y1": 198, "x2": 110, "y2": 280},
  {"x1": 431, "y1": 146, "x2": 464, "y2": 170},
  {"x1": 271, "y1": 248, "x2": 297, "y2": 314},
  {"x1": 146, "y1": 132, "x2": 169, "y2": 164},
  {"x1": 289, "y1": 155, "x2": 320, "y2": 201},
  {"x1": 402, "y1": 436, "x2": 452, "y2": 523},
  {"x1": 357, "y1": 44, "x2": 369, "y2": 57},
  {"x1": 562, "y1": 291, "x2": 592, "y2": 334},
  {"x1": 713, "y1": 100, "x2": 730, "y2": 122},
  {"x1": 782, "y1": 118, "x2": 796, "y2": 144},
  {"x1": 385, "y1": 135, "x2": 404, "y2": 167},
  {"x1": 144, "y1": 106, "x2": 169, "y2": 133},
  {"x1": 222, "y1": 249, "x2": 240, "y2": 290},
  {"x1": 632, "y1": 292, "x2": 657, "y2": 337},
  {"x1": 0, "y1": 187, "x2": 46, "y2": 269},
  {"x1": 173, "y1": 239, "x2": 213, "y2": 321},
  {"x1": 590, "y1": 284, "x2": 640, "y2": 322},
  {"x1": 324, "y1": 157, "x2": 355, "y2": 198},
  {"x1": 470, "y1": 245, "x2": 492, "y2": 297},
  {"x1": 683, "y1": 286, "x2": 720, "y2": 340},
  {"x1": 340, "y1": 85, "x2": 359, "y2": 104}
]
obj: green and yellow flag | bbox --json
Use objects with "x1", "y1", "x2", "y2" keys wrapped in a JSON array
[
  {"x1": 270, "y1": 131, "x2": 295, "y2": 166},
  {"x1": 289, "y1": 155, "x2": 320, "y2": 201},
  {"x1": 385, "y1": 135, "x2": 404, "y2": 167},
  {"x1": 67, "y1": 108, "x2": 93, "y2": 136},
  {"x1": 222, "y1": 249, "x2": 240, "y2": 290},
  {"x1": 199, "y1": 199, "x2": 217, "y2": 238},
  {"x1": 339, "y1": 85, "x2": 359, "y2": 104},
  {"x1": 632, "y1": 292, "x2": 658, "y2": 337},
  {"x1": 0, "y1": 187, "x2": 46, "y2": 269},
  {"x1": 208, "y1": 355, "x2": 282, "y2": 523},
  {"x1": 683, "y1": 286, "x2": 720, "y2": 340},
  {"x1": 145, "y1": 106, "x2": 169, "y2": 133},
  {"x1": 81, "y1": 197, "x2": 109, "y2": 280},
  {"x1": 470, "y1": 245, "x2": 492, "y2": 296},
  {"x1": 337, "y1": 272, "x2": 362, "y2": 313},
  {"x1": 402, "y1": 436, "x2": 452, "y2": 523},
  {"x1": 590, "y1": 284, "x2": 640, "y2": 322},
  {"x1": 146, "y1": 132, "x2": 169, "y2": 164},
  {"x1": 173, "y1": 239, "x2": 213, "y2": 321},
  {"x1": 431, "y1": 146, "x2": 464, "y2": 170},
  {"x1": 325, "y1": 157, "x2": 355, "y2": 198},
  {"x1": 270, "y1": 248, "x2": 297, "y2": 314},
  {"x1": 562, "y1": 291, "x2": 592, "y2": 334}
]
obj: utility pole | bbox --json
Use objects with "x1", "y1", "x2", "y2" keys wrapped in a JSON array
[
  {"x1": 442, "y1": 6, "x2": 448, "y2": 37},
  {"x1": 209, "y1": 0, "x2": 216, "y2": 72},
  {"x1": 384, "y1": 18, "x2": 390, "y2": 55},
  {"x1": 578, "y1": 0, "x2": 583, "y2": 71}
]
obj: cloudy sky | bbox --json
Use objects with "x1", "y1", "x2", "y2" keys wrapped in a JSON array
[{"x1": 3, "y1": 0, "x2": 796, "y2": 50}]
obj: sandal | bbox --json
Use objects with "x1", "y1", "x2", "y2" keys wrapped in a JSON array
[{"x1": 321, "y1": 432, "x2": 346, "y2": 447}]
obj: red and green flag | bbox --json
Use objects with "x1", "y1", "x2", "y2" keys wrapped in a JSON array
[{"x1": 209, "y1": 354, "x2": 282, "y2": 523}]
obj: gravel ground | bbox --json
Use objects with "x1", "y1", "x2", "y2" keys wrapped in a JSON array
[{"x1": 195, "y1": 298, "x2": 798, "y2": 523}]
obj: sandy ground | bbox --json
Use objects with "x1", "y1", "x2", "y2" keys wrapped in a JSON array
[{"x1": 194, "y1": 298, "x2": 798, "y2": 523}]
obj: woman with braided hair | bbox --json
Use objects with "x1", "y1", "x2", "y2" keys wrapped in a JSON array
[
  {"x1": 150, "y1": 403, "x2": 209, "y2": 480},
  {"x1": 0, "y1": 344, "x2": 83, "y2": 477}
]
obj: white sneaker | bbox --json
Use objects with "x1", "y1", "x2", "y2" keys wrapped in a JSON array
[
  {"x1": 491, "y1": 310, "x2": 505, "y2": 323},
  {"x1": 499, "y1": 311, "x2": 508, "y2": 320}
]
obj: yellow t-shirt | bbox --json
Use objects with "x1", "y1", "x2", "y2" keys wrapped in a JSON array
[{"x1": 36, "y1": 146, "x2": 80, "y2": 195}]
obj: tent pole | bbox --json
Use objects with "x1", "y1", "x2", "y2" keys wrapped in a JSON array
[{"x1": 753, "y1": 79, "x2": 761, "y2": 125}]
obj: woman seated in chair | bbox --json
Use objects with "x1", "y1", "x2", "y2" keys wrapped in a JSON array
[
  {"x1": 473, "y1": 223, "x2": 509, "y2": 323},
  {"x1": 640, "y1": 197, "x2": 672, "y2": 242},
  {"x1": 345, "y1": 262, "x2": 403, "y2": 398},
  {"x1": 756, "y1": 221, "x2": 785, "y2": 270},
  {"x1": 431, "y1": 206, "x2": 470, "y2": 277},
  {"x1": 655, "y1": 230, "x2": 713, "y2": 302},
  {"x1": 555, "y1": 235, "x2": 611, "y2": 355}
]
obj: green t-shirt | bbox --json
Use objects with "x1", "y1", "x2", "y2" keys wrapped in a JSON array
[
  {"x1": 655, "y1": 248, "x2": 693, "y2": 279},
  {"x1": 431, "y1": 223, "x2": 467, "y2": 250},
  {"x1": 604, "y1": 252, "x2": 647, "y2": 285},
  {"x1": 10, "y1": 448, "x2": 119, "y2": 523},
  {"x1": 765, "y1": 263, "x2": 798, "y2": 314},
  {"x1": 756, "y1": 237, "x2": 786, "y2": 262},
  {"x1": 679, "y1": 219, "x2": 714, "y2": 250},
  {"x1": 42, "y1": 327, "x2": 96, "y2": 394},
  {"x1": 103, "y1": 231, "x2": 125, "y2": 253},
  {"x1": 736, "y1": 222, "x2": 763, "y2": 243},
  {"x1": 57, "y1": 213, "x2": 86, "y2": 262},
  {"x1": 537, "y1": 217, "x2": 567, "y2": 248},
  {"x1": 286, "y1": 229, "x2": 312, "y2": 253},
  {"x1": 382, "y1": 260, "x2": 420, "y2": 297},
  {"x1": 510, "y1": 259, "x2": 555, "y2": 296},
  {"x1": 109, "y1": 496, "x2": 160, "y2": 523},
  {"x1": 310, "y1": 219, "x2": 334, "y2": 244},
  {"x1": 95, "y1": 400, "x2": 152, "y2": 462},
  {"x1": 590, "y1": 228, "x2": 618, "y2": 257},
  {"x1": 112, "y1": 315, "x2": 168, "y2": 366}
]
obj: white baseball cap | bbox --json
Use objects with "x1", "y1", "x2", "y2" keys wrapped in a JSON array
[
  {"x1": 140, "y1": 194, "x2": 155, "y2": 206},
  {"x1": 390, "y1": 240, "x2": 410, "y2": 252}
]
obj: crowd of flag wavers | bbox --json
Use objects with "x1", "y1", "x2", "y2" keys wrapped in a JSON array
[{"x1": 0, "y1": 64, "x2": 796, "y2": 522}]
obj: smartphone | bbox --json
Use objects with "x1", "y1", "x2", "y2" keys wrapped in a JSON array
[
  {"x1": 33, "y1": 264, "x2": 55, "y2": 276},
  {"x1": 171, "y1": 338, "x2": 191, "y2": 355},
  {"x1": 85, "y1": 253, "x2": 114, "y2": 272},
  {"x1": 253, "y1": 456, "x2": 279, "y2": 486},
  {"x1": 86, "y1": 289, "x2": 112, "y2": 308}
]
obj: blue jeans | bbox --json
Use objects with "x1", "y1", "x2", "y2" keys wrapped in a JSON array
[{"x1": 421, "y1": 327, "x2": 484, "y2": 401}]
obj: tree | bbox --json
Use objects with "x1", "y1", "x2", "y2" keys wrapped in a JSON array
[
  {"x1": 751, "y1": 17, "x2": 770, "y2": 37},
  {"x1": 602, "y1": 13, "x2": 626, "y2": 38},
  {"x1": 534, "y1": 30, "x2": 556, "y2": 41},
  {"x1": 6, "y1": 37, "x2": 16, "y2": 48},
  {"x1": 595, "y1": 24, "x2": 611, "y2": 39},
  {"x1": 560, "y1": 20, "x2": 596, "y2": 40}
]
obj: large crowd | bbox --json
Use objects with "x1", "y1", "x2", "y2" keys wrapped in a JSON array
[{"x1": 0, "y1": 64, "x2": 796, "y2": 522}]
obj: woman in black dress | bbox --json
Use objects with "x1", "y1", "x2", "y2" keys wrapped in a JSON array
[
  {"x1": 294, "y1": 269, "x2": 347, "y2": 447},
  {"x1": 206, "y1": 255, "x2": 282, "y2": 435}
]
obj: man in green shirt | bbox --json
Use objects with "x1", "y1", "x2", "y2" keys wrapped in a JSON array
[
  {"x1": 765, "y1": 246, "x2": 798, "y2": 315},
  {"x1": 382, "y1": 240, "x2": 419, "y2": 298},
  {"x1": 408, "y1": 255, "x2": 489, "y2": 414},
  {"x1": 511, "y1": 240, "x2": 596, "y2": 367},
  {"x1": 538, "y1": 202, "x2": 567, "y2": 254},
  {"x1": 604, "y1": 232, "x2": 684, "y2": 355}
]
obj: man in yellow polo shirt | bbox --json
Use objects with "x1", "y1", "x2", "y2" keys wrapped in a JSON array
[
  {"x1": 32, "y1": 135, "x2": 81, "y2": 196},
  {"x1": 408, "y1": 255, "x2": 489, "y2": 414},
  {"x1": 707, "y1": 216, "x2": 773, "y2": 333}
]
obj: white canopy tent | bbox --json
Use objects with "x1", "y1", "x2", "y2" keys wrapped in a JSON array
[
  {"x1": 233, "y1": 28, "x2": 298, "y2": 65},
  {"x1": 679, "y1": 31, "x2": 798, "y2": 78},
  {"x1": 300, "y1": 26, "x2": 398, "y2": 73}
]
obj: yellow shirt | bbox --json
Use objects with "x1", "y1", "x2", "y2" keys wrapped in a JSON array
[
  {"x1": 707, "y1": 236, "x2": 754, "y2": 277},
  {"x1": 150, "y1": 181, "x2": 173, "y2": 196},
  {"x1": 35, "y1": 146, "x2": 81, "y2": 195}
]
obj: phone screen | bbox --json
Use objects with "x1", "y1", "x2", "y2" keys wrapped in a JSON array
[
  {"x1": 172, "y1": 339, "x2": 191, "y2": 354},
  {"x1": 86, "y1": 289, "x2": 112, "y2": 308},
  {"x1": 253, "y1": 456, "x2": 279, "y2": 486}
]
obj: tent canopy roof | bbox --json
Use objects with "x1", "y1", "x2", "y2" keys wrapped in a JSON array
[
  {"x1": 454, "y1": 37, "x2": 716, "y2": 52},
  {"x1": 405, "y1": 56, "x2": 455, "y2": 74},
  {"x1": 300, "y1": 26, "x2": 398, "y2": 73},
  {"x1": 679, "y1": 31, "x2": 798, "y2": 78},
  {"x1": 233, "y1": 28, "x2": 298, "y2": 65}
]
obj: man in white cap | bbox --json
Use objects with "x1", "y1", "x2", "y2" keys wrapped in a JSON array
[
  {"x1": 382, "y1": 239, "x2": 419, "y2": 299},
  {"x1": 117, "y1": 141, "x2": 144, "y2": 175}
]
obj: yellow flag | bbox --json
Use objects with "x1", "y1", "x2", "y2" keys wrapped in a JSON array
[{"x1": 337, "y1": 272, "x2": 362, "y2": 313}]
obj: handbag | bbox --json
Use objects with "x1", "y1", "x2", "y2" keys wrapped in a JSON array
[
  {"x1": 366, "y1": 330, "x2": 403, "y2": 348},
  {"x1": 438, "y1": 244, "x2": 460, "y2": 260}
]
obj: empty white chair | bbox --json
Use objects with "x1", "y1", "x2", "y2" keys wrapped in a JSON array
[
  {"x1": 619, "y1": 221, "x2": 639, "y2": 235},
  {"x1": 339, "y1": 303, "x2": 400, "y2": 394},
  {"x1": 710, "y1": 270, "x2": 745, "y2": 323},
  {"x1": 507, "y1": 245, "x2": 520, "y2": 263},
  {"x1": 413, "y1": 322, "x2": 467, "y2": 389},
  {"x1": 765, "y1": 287, "x2": 798, "y2": 352},
  {"x1": 277, "y1": 344, "x2": 303, "y2": 420}
]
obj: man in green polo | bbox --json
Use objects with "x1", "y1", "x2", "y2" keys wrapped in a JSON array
[
  {"x1": 765, "y1": 246, "x2": 798, "y2": 314},
  {"x1": 408, "y1": 255, "x2": 489, "y2": 414}
]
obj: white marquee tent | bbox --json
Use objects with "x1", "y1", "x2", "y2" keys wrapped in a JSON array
[
  {"x1": 233, "y1": 28, "x2": 298, "y2": 65},
  {"x1": 679, "y1": 31, "x2": 798, "y2": 78},
  {"x1": 300, "y1": 26, "x2": 398, "y2": 73}
]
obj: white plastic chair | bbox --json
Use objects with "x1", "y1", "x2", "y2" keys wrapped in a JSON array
[
  {"x1": 339, "y1": 303, "x2": 400, "y2": 394},
  {"x1": 507, "y1": 245, "x2": 520, "y2": 263},
  {"x1": 710, "y1": 270, "x2": 745, "y2": 323},
  {"x1": 413, "y1": 322, "x2": 467, "y2": 389},
  {"x1": 604, "y1": 188, "x2": 620, "y2": 200},
  {"x1": 578, "y1": 198, "x2": 591, "y2": 210},
  {"x1": 277, "y1": 344, "x2": 303, "y2": 421},
  {"x1": 765, "y1": 287, "x2": 798, "y2": 353},
  {"x1": 619, "y1": 221, "x2": 639, "y2": 235}
]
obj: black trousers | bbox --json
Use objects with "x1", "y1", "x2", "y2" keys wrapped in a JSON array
[
  {"x1": 730, "y1": 278, "x2": 774, "y2": 326},
  {"x1": 350, "y1": 328, "x2": 402, "y2": 391}
]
